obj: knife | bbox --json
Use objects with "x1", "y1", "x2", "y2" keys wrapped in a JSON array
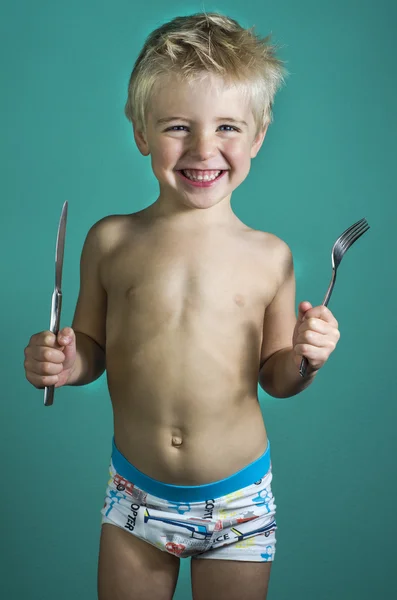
[{"x1": 44, "y1": 201, "x2": 68, "y2": 406}]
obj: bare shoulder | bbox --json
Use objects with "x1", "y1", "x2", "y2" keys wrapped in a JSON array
[
  {"x1": 87, "y1": 212, "x2": 139, "y2": 253},
  {"x1": 254, "y1": 230, "x2": 294, "y2": 290}
]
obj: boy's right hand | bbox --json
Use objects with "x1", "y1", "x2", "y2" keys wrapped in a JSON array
[{"x1": 24, "y1": 327, "x2": 77, "y2": 389}]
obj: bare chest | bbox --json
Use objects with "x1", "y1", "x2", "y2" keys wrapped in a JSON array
[
  {"x1": 99, "y1": 220, "x2": 278, "y2": 480},
  {"x1": 101, "y1": 227, "x2": 278, "y2": 329}
]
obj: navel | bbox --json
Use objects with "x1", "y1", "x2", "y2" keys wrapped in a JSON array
[{"x1": 171, "y1": 436, "x2": 183, "y2": 447}]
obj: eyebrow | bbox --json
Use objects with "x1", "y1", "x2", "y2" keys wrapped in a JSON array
[{"x1": 156, "y1": 116, "x2": 248, "y2": 127}]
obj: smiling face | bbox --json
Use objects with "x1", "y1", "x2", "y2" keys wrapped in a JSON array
[{"x1": 133, "y1": 72, "x2": 268, "y2": 222}]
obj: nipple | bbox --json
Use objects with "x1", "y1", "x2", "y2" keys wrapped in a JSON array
[
  {"x1": 234, "y1": 293, "x2": 245, "y2": 307},
  {"x1": 172, "y1": 436, "x2": 183, "y2": 447}
]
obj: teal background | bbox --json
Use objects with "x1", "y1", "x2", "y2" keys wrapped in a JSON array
[{"x1": 1, "y1": 0, "x2": 396, "y2": 598}]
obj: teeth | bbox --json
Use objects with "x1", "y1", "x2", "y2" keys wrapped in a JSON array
[{"x1": 182, "y1": 169, "x2": 222, "y2": 182}]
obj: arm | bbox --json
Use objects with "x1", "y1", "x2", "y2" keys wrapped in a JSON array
[
  {"x1": 259, "y1": 347, "x2": 318, "y2": 398},
  {"x1": 67, "y1": 331, "x2": 106, "y2": 386},
  {"x1": 258, "y1": 239, "x2": 318, "y2": 398},
  {"x1": 66, "y1": 219, "x2": 108, "y2": 386}
]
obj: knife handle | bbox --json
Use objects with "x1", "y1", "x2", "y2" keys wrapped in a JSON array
[
  {"x1": 44, "y1": 289, "x2": 62, "y2": 407},
  {"x1": 49, "y1": 288, "x2": 62, "y2": 334}
]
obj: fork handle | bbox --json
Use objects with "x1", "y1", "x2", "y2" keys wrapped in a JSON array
[{"x1": 299, "y1": 269, "x2": 336, "y2": 377}]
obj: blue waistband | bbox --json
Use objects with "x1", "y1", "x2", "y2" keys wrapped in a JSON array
[{"x1": 110, "y1": 437, "x2": 271, "y2": 502}]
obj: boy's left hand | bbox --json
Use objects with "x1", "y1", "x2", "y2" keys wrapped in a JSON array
[{"x1": 292, "y1": 301, "x2": 340, "y2": 372}]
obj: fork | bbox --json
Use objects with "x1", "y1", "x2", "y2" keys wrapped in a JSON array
[{"x1": 299, "y1": 217, "x2": 370, "y2": 377}]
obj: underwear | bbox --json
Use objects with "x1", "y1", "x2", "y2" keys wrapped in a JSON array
[{"x1": 101, "y1": 437, "x2": 277, "y2": 562}]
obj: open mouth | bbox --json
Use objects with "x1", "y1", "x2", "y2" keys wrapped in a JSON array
[{"x1": 176, "y1": 169, "x2": 227, "y2": 187}]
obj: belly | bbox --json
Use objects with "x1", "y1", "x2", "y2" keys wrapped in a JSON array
[
  {"x1": 103, "y1": 245, "x2": 270, "y2": 485},
  {"x1": 112, "y1": 401, "x2": 269, "y2": 485},
  {"x1": 105, "y1": 322, "x2": 267, "y2": 484}
]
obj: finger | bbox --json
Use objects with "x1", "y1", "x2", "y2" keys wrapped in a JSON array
[
  {"x1": 29, "y1": 331, "x2": 55, "y2": 346},
  {"x1": 25, "y1": 345, "x2": 65, "y2": 363},
  {"x1": 303, "y1": 318, "x2": 339, "y2": 339},
  {"x1": 301, "y1": 318, "x2": 324, "y2": 333},
  {"x1": 318, "y1": 306, "x2": 338, "y2": 325},
  {"x1": 304, "y1": 306, "x2": 338, "y2": 326},
  {"x1": 295, "y1": 343, "x2": 329, "y2": 360},
  {"x1": 301, "y1": 330, "x2": 330, "y2": 347},
  {"x1": 27, "y1": 372, "x2": 59, "y2": 389},
  {"x1": 25, "y1": 357, "x2": 64, "y2": 376},
  {"x1": 39, "y1": 346, "x2": 66, "y2": 363}
]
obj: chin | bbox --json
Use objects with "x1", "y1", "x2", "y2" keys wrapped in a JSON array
[{"x1": 184, "y1": 195, "x2": 228, "y2": 209}]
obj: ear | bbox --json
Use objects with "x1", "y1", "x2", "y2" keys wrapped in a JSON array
[
  {"x1": 133, "y1": 123, "x2": 150, "y2": 156},
  {"x1": 250, "y1": 123, "x2": 269, "y2": 159}
]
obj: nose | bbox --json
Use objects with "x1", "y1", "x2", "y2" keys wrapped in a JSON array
[{"x1": 188, "y1": 132, "x2": 218, "y2": 161}]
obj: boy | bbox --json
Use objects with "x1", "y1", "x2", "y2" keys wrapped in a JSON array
[{"x1": 24, "y1": 12, "x2": 340, "y2": 600}]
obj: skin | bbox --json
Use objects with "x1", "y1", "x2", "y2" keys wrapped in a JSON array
[
  {"x1": 24, "y1": 69, "x2": 341, "y2": 600},
  {"x1": 96, "y1": 73, "x2": 278, "y2": 599},
  {"x1": 101, "y1": 72, "x2": 274, "y2": 482},
  {"x1": 133, "y1": 72, "x2": 268, "y2": 225}
]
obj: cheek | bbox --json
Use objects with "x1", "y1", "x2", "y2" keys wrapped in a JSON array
[
  {"x1": 153, "y1": 143, "x2": 177, "y2": 164},
  {"x1": 224, "y1": 142, "x2": 253, "y2": 186},
  {"x1": 150, "y1": 143, "x2": 179, "y2": 178},
  {"x1": 224, "y1": 140, "x2": 251, "y2": 166},
  {"x1": 152, "y1": 140, "x2": 183, "y2": 168}
]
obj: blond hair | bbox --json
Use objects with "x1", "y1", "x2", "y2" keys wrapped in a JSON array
[{"x1": 125, "y1": 12, "x2": 287, "y2": 136}]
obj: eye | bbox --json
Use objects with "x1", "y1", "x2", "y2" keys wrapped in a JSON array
[
  {"x1": 164, "y1": 124, "x2": 240, "y2": 132},
  {"x1": 166, "y1": 125, "x2": 188, "y2": 131},
  {"x1": 219, "y1": 125, "x2": 239, "y2": 132}
]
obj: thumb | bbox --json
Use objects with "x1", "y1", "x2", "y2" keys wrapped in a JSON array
[
  {"x1": 57, "y1": 327, "x2": 75, "y2": 347},
  {"x1": 298, "y1": 301, "x2": 312, "y2": 321},
  {"x1": 56, "y1": 328, "x2": 76, "y2": 371}
]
